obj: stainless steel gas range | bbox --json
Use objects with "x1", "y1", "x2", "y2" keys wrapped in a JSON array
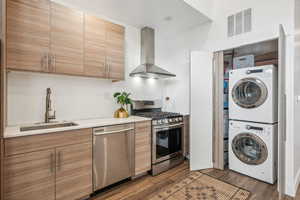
[{"x1": 132, "y1": 100, "x2": 184, "y2": 176}]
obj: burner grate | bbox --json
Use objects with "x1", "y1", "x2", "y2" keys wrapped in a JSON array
[{"x1": 135, "y1": 111, "x2": 182, "y2": 120}]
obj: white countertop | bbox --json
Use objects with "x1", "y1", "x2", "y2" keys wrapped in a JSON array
[{"x1": 4, "y1": 116, "x2": 151, "y2": 138}]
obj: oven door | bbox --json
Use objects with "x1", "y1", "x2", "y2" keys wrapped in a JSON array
[{"x1": 152, "y1": 123, "x2": 183, "y2": 164}]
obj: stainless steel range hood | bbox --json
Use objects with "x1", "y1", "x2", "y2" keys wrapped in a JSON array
[{"x1": 129, "y1": 27, "x2": 176, "y2": 79}]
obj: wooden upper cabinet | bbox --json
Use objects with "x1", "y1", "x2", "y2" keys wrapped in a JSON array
[
  {"x1": 4, "y1": 149, "x2": 55, "y2": 200},
  {"x1": 5, "y1": 1, "x2": 125, "y2": 80},
  {"x1": 84, "y1": 15, "x2": 107, "y2": 78},
  {"x1": 50, "y1": 2, "x2": 84, "y2": 75},
  {"x1": 106, "y1": 22, "x2": 125, "y2": 80},
  {"x1": 6, "y1": 0, "x2": 50, "y2": 72},
  {"x1": 55, "y1": 143, "x2": 92, "y2": 200}
]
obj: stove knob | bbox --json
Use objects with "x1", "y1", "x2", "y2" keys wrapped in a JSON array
[
  {"x1": 164, "y1": 119, "x2": 168, "y2": 123},
  {"x1": 175, "y1": 118, "x2": 179, "y2": 122},
  {"x1": 169, "y1": 118, "x2": 173, "y2": 122},
  {"x1": 159, "y1": 120, "x2": 163, "y2": 124}
]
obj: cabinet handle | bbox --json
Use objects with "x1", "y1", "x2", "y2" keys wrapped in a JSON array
[
  {"x1": 41, "y1": 54, "x2": 45, "y2": 71},
  {"x1": 50, "y1": 153, "x2": 55, "y2": 173},
  {"x1": 94, "y1": 128, "x2": 134, "y2": 136},
  {"x1": 43, "y1": 53, "x2": 49, "y2": 72},
  {"x1": 49, "y1": 54, "x2": 56, "y2": 72},
  {"x1": 47, "y1": 53, "x2": 50, "y2": 72},
  {"x1": 53, "y1": 55, "x2": 56, "y2": 72},
  {"x1": 104, "y1": 57, "x2": 108, "y2": 77},
  {"x1": 107, "y1": 63, "x2": 110, "y2": 78},
  {"x1": 57, "y1": 151, "x2": 62, "y2": 171},
  {"x1": 48, "y1": 53, "x2": 52, "y2": 72}
]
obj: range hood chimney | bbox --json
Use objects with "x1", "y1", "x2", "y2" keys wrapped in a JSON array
[{"x1": 129, "y1": 27, "x2": 176, "y2": 79}]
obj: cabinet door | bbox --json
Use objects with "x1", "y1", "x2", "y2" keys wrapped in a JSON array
[
  {"x1": 106, "y1": 22, "x2": 125, "y2": 80},
  {"x1": 6, "y1": 0, "x2": 50, "y2": 72},
  {"x1": 50, "y1": 2, "x2": 84, "y2": 75},
  {"x1": 55, "y1": 143, "x2": 92, "y2": 200},
  {"x1": 84, "y1": 15, "x2": 107, "y2": 78},
  {"x1": 4, "y1": 149, "x2": 55, "y2": 200},
  {"x1": 134, "y1": 121, "x2": 152, "y2": 176}
]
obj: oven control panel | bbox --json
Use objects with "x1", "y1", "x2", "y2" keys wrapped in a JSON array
[{"x1": 152, "y1": 117, "x2": 183, "y2": 126}]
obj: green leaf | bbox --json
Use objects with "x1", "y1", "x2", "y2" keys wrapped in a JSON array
[
  {"x1": 114, "y1": 91, "x2": 132, "y2": 106},
  {"x1": 113, "y1": 92, "x2": 121, "y2": 98}
]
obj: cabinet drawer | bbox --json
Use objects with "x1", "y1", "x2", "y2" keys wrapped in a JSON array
[
  {"x1": 5, "y1": 128, "x2": 92, "y2": 156},
  {"x1": 135, "y1": 121, "x2": 151, "y2": 131}
]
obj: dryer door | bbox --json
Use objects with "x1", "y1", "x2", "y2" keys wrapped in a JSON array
[
  {"x1": 232, "y1": 133, "x2": 268, "y2": 165},
  {"x1": 232, "y1": 78, "x2": 268, "y2": 109}
]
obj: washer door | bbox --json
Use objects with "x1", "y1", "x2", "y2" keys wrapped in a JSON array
[
  {"x1": 232, "y1": 133, "x2": 268, "y2": 165},
  {"x1": 232, "y1": 78, "x2": 268, "y2": 108}
]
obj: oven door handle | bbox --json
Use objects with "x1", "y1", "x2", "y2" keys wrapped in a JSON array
[{"x1": 154, "y1": 123, "x2": 184, "y2": 131}]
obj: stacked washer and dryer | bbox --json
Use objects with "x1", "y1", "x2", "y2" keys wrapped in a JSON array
[{"x1": 228, "y1": 65, "x2": 278, "y2": 184}]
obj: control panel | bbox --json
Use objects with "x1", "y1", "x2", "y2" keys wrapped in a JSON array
[{"x1": 152, "y1": 117, "x2": 183, "y2": 126}]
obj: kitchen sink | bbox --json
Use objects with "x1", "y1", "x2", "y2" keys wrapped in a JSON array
[{"x1": 20, "y1": 122, "x2": 78, "y2": 132}]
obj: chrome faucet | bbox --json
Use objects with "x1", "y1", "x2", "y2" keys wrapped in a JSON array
[{"x1": 45, "y1": 88, "x2": 56, "y2": 123}]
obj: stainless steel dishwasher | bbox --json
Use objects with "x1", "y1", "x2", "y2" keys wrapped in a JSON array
[{"x1": 93, "y1": 123, "x2": 135, "y2": 191}]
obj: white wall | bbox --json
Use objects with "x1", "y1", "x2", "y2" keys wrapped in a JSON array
[
  {"x1": 183, "y1": 0, "x2": 214, "y2": 20},
  {"x1": 156, "y1": 33, "x2": 190, "y2": 115},
  {"x1": 200, "y1": 0, "x2": 294, "y2": 52},
  {"x1": 7, "y1": 19, "x2": 164, "y2": 126},
  {"x1": 294, "y1": 0, "x2": 300, "y2": 194},
  {"x1": 155, "y1": 23, "x2": 212, "y2": 115},
  {"x1": 158, "y1": 0, "x2": 295, "y2": 116}
]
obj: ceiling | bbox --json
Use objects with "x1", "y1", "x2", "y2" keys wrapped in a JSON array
[{"x1": 53, "y1": 0, "x2": 211, "y2": 35}]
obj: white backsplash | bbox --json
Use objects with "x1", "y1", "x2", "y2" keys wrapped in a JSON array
[{"x1": 7, "y1": 71, "x2": 163, "y2": 126}]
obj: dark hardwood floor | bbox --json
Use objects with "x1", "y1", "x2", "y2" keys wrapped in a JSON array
[{"x1": 91, "y1": 162, "x2": 299, "y2": 200}]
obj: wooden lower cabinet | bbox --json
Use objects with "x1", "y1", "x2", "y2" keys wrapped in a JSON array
[
  {"x1": 134, "y1": 121, "x2": 152, "y2": 176},
  {"x1": 4, "y1": 149, "x2": 55, "y2": 200},
  {"x1": 55, "y1": 143, "x2": 92, "y2": 200},
  {"x1": 3, "y1": 129, "x2": 93, "y2": 200}
]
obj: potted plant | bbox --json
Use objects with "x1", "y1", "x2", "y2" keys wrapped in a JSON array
[{"x1": 113, "y1": 92, "x2": 133, "y2": 118}]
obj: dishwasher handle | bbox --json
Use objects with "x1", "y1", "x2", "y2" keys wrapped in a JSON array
[{"x1": 94, "y1": 127, "x2": 134, "y2": 136}]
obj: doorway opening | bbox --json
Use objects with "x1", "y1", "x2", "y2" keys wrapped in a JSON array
[{"x1": 213, "y1": 39, "x2": 279, "y2": 182}]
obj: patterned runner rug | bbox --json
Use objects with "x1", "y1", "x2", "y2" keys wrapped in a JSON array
[{"x1": 149, "y1": 171, "x2": 250, "y2": 200}]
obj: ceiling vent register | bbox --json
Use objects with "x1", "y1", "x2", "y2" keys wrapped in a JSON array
[{"x1": 228, "y1": 8, "x2": 252, "y2": 37}]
